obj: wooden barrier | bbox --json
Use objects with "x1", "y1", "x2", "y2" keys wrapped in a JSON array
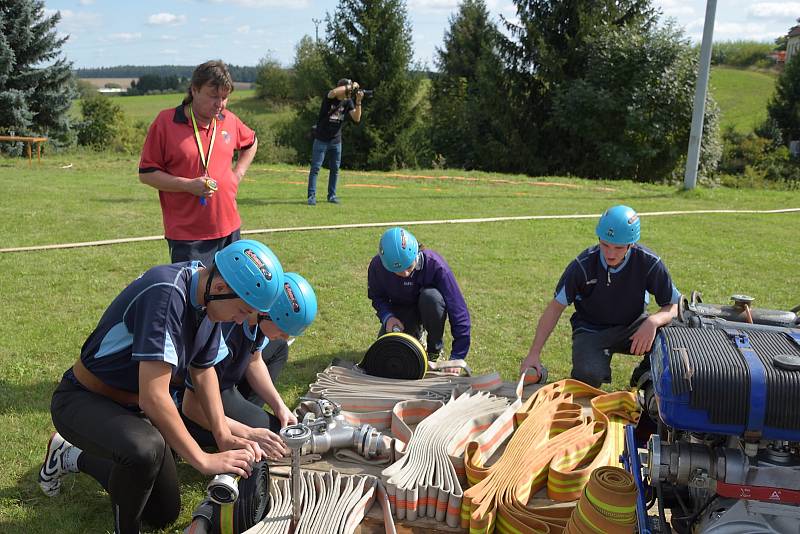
[{"x1": 0, "y1": 135, "x2": 48, "y2": 165}]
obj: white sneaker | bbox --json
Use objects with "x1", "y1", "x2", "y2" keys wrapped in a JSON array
[{"x1": 38, "y1": 432, "x2": 71, "y2": 497}]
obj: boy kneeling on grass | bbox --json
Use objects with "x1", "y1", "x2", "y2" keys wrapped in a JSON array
[{"x1": 38, "y1": 240, "x2": 283, "y2": 534}]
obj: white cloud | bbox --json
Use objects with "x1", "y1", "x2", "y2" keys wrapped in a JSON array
[
  {"x1": 160, "y1": 48, "x2": 179, "y2": 55},
  {"x1": 237, "y1": 25, "x2": 251, "y2": 34},
  {"x1": 409, "y1": 0, "x2": 459, "y2": 10},
  {"x1": 108, "y1": 32, "x2": 142, "y2": 42},
  {"x1": 147, "y1": 13, "x2": 187, "y2": 26},
  {"x1": 79, "y1": 0, "x2": 94, "y2": 5},
  {"x1": 206, "y1": 0, "x2": 308, "y2": 7},
  {"x1": 748, "y1": 3, "x2": 800, "y2": 20},
  {"x1": 161, "y1": 35, "x2": 178, "y2": 41},
  {"x1": 46, "y1": 8, "x2": 102, "y2": 34}
]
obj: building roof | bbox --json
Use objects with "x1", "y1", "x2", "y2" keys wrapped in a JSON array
[{"x1": 789, "y1": 25, "x2": 800, "y2": 38}]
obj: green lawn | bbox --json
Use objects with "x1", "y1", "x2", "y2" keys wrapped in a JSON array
[
  {"x1": 710, "y1": 66, "x2": 777, "y2": 133},
  {"x1": 1, "y1": 151, "x2": 798, "y2": 532}
]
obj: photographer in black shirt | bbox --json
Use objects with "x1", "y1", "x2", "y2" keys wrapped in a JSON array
[{"x1": 306, "y1": 78, "x2": 363, "y2": 205}]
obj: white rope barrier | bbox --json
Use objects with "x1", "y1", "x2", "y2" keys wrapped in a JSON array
[{"x1": 3, "y1": 207, "x2": 798, "y2": 253}]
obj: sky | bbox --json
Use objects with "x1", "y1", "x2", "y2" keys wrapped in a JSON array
[{"x1": 44, "y1": 0, "x2": 800, "y2": 70}]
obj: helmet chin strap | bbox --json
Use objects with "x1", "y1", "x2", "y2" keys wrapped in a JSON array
[
  {"x1": 203, "y1": 263, "x2": 239, "y2": 309},
  {"x1": 247, "y1": 313, "x2": 272, "y2": 353}
]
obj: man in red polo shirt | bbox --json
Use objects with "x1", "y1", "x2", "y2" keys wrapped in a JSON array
[{"x1": 139, "y1": 60, "x2": 258, "y2": 266}]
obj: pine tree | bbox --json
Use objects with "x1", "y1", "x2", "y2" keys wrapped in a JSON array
[
  {"x1": 498, "y1": 0, "x2": 657, "y2": 174},
  {"x1": 0, "y1": 1, "x2": 75, "y2": 147},
  {"x1": 322, "y1": 0, "x2": 422, "y2": 169},
  {"x1": 436, "y1": 0, "x2": 497, "y2": 80},
  {"x1": 430, "y1": 0, "x2": 508, "y2": 169}
]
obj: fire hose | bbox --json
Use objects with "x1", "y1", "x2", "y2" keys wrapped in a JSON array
[
  {"x1": 187, "y1": 461, "x2": 271, "y2": 534},
  {"x1": 381, "y1": 391, "x2": 510, "y2": 527},
  {"x1": 243, "y1": 471, "x2": 393, "y2": 534},
  {"x1": 307, "y1": 365, "x2": 515, "y2": 412},
  {"x1": 462, "y1": 379, "x2": 641, "y2": 533},
  {"x1": 563, "y1": 466, "x2": 637, "y2": 534}
]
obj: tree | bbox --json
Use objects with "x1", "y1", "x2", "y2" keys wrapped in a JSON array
[
  {"x1": 321, "y1": 0, "x2": 423, "y2": 169},
  {"x1": 497, "y1": 0, "x2": 657, "y2": 175},
  {"x1": 292, "y1": 36, "x2": 329, "y2": 101},
  {"x1": 768, "y1": 55, "x2": 800, "y2": 144},
  {"x1": 254, "y1": 54, "x2": 293, "y2": 103},
  {"x1": 0, "y1": 1, "x2": 75, "y2": 146},
  {"x1": 548, "y1": 23, "x2": 721, "y2": 180},
  {"x1": 429, "y1": 0, "x2": 508, "y2": 169}
]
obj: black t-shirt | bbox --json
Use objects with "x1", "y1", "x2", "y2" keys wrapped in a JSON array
[{"x1": 314, "y1": 96, "x2": 354, "y2": 143}]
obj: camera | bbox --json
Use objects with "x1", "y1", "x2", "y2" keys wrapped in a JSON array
[{"x1": 359, "y1": 89, "x2": 374, "y2": 98}]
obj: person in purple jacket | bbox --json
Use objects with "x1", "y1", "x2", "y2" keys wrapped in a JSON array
[{"x1": 367, "y1": 227, "x2": 471, "y2": 360}]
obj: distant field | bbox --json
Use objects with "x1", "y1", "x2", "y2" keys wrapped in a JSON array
[
  {"x1": 70, "y1": 89, "x2": 290, "y2": 127},
  {"x1": 709, "y1": 66, "x2": 777, "y2": 133},
  {"x1": 80, "y1": 77, "x2": 137, "y2": 88}
]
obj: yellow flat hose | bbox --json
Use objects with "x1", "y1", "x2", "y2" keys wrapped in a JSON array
[
  {"x1": 462, "y1": 379, "x2": 640, "y2": 533},
  {"x1": 564, "y1": 466, "x2": 637, "y2": 534}
]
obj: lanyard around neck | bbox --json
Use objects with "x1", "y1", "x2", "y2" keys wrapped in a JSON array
[{"x1": 189, "y1": 105, "x2": 217, "y2": 174}]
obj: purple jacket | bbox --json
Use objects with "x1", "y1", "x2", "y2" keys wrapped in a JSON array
[{"x1": 367, "y1": 249, "x2": 471, "y2": 359}]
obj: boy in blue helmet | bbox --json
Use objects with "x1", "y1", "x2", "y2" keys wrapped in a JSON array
[
  {"x1": 39, "y1": 240, "x2": 283, "y2": 534},
  {"x1": 520, "y1": 205, "x2": 680, "y2": 387},
  {"x1": 368, "y1": 227, "x2": 471, "y2": 361},
  {"x1": 180, "y1": 273, "x2": 317, "y2": 459}
]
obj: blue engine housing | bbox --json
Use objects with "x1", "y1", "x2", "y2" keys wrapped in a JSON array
[{"x1": 651, "y1": 324, "x2": 800, "y2": 441}]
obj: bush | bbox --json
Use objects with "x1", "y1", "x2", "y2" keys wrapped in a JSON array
[
  {"x1": 711, "y1": 41, "x2": 775, "y2": 68},
  {"x1": 234, "y1": 109, "x2": 297, "y2": 164},
  {"x1": 717, "y1": 126, "x2": 800, "y2": 188},
  {"x1": 254, "y1": 55, "x2": 293, "y2": 103},
  {"x1": 77, "y1": 94, "x2": 140, "y2": 153},
  {"x1": 75, "y1": 79, "x2": 97, "y2": 99}
]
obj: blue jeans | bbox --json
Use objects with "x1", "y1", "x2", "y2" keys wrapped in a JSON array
[{"x1": 307, "y1": 138, "x2": 342, "y2": 200}]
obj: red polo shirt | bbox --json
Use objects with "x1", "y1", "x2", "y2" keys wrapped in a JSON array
[{"x1": 139, "y1": 105, "x2": 256, "y2": 241}]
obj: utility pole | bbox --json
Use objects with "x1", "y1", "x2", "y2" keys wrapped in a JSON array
[
  {"x1": 312, "y1": 18, "x2": 322, "y2": 43},
  {"x1": 683, "y1": 0, "x2": 717, "y2": 190}
]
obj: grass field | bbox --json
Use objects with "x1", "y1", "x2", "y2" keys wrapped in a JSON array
[
  {"x1": 1, "y1": 150, "x2": 798, "y2": 533},
  {"x1": 71, "y1": 89, "x2": 293, "y2": 128},
  {"x1": 710, "y1": 66, "x2": 777, "y2": 133}
]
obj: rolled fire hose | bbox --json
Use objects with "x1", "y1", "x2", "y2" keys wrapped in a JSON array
[
  {"x1": 381, "y1": 391, "x2": 510, "y2": 528},
  {"x1": 242, "y1": 471, "x2": 395, "y2": 534},
  {"x1": 188, "y1": 461, "x2": 271, "y2": 534},
  {"x1": 360, "y1": 332, "x2": 428, "y2": 379},
  {"x1": 564, "y1": 466, "x2": 637, "y2": 534},
  {"x1": 462, "y1": 379, "x2": 640, "y2": 533}
]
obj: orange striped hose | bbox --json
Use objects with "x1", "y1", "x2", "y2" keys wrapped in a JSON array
[
  {"x1": 462, "y1": 379, "x2": 640, "y2": 534},
  {"x1": 564, "y1": 466, "x2": 637, "y2": 534}
]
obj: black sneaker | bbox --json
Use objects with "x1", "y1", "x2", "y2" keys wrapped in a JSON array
[
  {"x1": 327, "y1": 196, "x2": 340, "y2": 204},
  {"x1": 307, "y1": 196, "x2": 316, "y2": 206}
]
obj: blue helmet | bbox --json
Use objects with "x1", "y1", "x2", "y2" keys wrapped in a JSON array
[
  {"x1": 269, "y1": 273, "x2": 317, "y2": 337},
  {"x1": 595, "y1": 205, "x2": 640, "y2": 245},
  {"x1": 214, "y1": 240, "x2": 284, "y2": 312},
  {"x1": 378, "y1": 227, "x2": 419, "y2": 273}
]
